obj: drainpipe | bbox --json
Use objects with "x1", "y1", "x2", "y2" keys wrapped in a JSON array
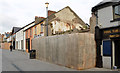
[{"x1": 95, "y1": 11, "x2": 103, "y2": 68}]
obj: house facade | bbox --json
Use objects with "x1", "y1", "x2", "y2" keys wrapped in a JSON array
[
  {"x1": 92, "y1": 0, "x2": 120, "y2": 69},
  {"x1": 11, "y1": 27, "x2": 21, "y2": 50},
  {"x1": 43, "y1": 6, "x2": 87, "y2": 36},
  {"x1": 47, "y1": 6, "x2": 87, "y2": 35},
  {"x1": 24, "y1": 6, "x2": 87, "y2": 52},
  {"x1": 15, "y1": 21, "x2": 35, "y2": 51},
  {"x1": 1, "y1": 32, "x2": 11, "y2": 49},
  {"x1": 16, "y1": 29, "x2": 24, "y2": 50},
  {"x1": 3, "y1": 32, "x2": 11, "y2": 42},
  {"x1": 25, "y1": 27, "x2": 34, "y2": 52},
  {"x1": 23, "y1": 21, "x2": 35, "y2": 52},
  {"x1": 0, "y1": 34, "x2": 4, "y2": 48},
  {"x1": 24, "y1": 17, "x2": 44, "y2": 52},
  {"x1": 37, "y1": 6, "x2": 87, "y2": 36}
]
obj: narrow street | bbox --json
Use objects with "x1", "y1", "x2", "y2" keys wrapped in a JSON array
[
  {"x1": 1, "y1": 49, "x2": 115, "y2": 71},
  {"x1": 2, "y1": 49, "x2": 76, "y2": 71}
]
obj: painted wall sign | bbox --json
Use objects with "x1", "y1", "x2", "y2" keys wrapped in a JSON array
[
  {"x1": 102, "y1": 26, "x2": 120, "y2": 39},
  {"x1": 103, "y1": 29, "x2": 120, "y2": 34}
]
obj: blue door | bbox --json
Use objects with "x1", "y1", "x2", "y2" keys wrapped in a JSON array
[{"x1": 103, "y1": 40, "x2": 112, "y2": 56}]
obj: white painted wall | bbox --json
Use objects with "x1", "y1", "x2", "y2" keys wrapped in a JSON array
[
  {"x1": 16, "y1": 22, "x2": 35, "y2": 51},
  {"x1": 23, "y1": 32, "x2": 26, "y2": 51},
  {"x1": 98, "y1": 6, "x2": 119, "y2": 28},
  {"x1": 103, "y1": 57, "x2": 111, "y2": 68},
  {"x1": 16, "y1": 29, "x2": 24, "y2": 50}
]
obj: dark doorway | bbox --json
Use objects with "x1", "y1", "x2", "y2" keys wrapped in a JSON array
[
  {"x1": 114, "y1": 40, "x2": 120, "y2": 68},
  {"x1": 26, "y1": 38, "x2": 30, "y2": 52},
  {"x1": 13, "y1": 41, "x2": 15, "y2": 50}
]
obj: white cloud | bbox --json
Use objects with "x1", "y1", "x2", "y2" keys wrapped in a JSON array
[{"x1": 0, "y1": 0, "x2": 102, "y2": 34}]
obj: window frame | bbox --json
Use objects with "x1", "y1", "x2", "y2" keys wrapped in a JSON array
[
  {"x1": 30, "y1": 28, "x2": 32, "y2": 37},
  {"x1": 26, "y1": 30, "x2": 28, "y2": 38},
  {"x1": 113, "y1": 4, "x2": 120, "y2": 20},
  {"x1": 35, "y1": 26, "x2": 37, "y2": 35}
]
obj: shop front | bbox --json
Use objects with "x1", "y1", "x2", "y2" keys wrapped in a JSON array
[{"x1": 95, "y1": 26, "x2": 120, "y2": 69}]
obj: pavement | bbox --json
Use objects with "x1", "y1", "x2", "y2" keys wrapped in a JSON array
[
  {"x1": 1, "y1": 49, "x2": 117, "y2": 71},
  {"x1": 2, "y1": 49, "x2": 76, "y2": 71}
]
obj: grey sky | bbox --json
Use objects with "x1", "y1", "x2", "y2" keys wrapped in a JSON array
[{"x1": 0, "y1": 0, "x2": 103, "y2": 34}]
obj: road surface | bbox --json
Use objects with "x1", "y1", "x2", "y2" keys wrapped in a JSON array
[{"x1": 1, "y1": 49, "x2": 115, "y2": 71}]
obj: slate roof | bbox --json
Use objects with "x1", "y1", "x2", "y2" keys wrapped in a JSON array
[
  {"x1": 15, "y1": 21, "x2": 35, "y2": 33},
  {"x1": 96, "y1": 0, "x2": 120, "y2": 6},
  {"x1": 12, "y1": 27, "x2": 21, "y2": 34},
  {"x1": 92, "y1": 0, "x2": 120, "y2": 12}
]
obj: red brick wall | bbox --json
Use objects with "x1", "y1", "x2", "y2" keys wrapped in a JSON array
[{"x1": 25, "y1": 28, "x2": 34, "y2": 52}]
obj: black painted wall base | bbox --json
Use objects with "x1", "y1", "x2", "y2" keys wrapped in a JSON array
[{"x1": 96, "y1": 56, "x2": 103, "y2": 68}]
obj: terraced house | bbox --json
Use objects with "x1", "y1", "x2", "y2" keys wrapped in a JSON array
[
  {"x1": 24, "y1": 17, "x2": 44, "y2": 52},
  {"x1": 15, "y1": 21, "x2": 35, "y2": 51},
  {"x1": 1, "y1": 32, "x2": 12, "y2": 50},
  {"x1": 24, "y1": 6, "x2": 87, "y2": 52},
  {"x1": 47, "y1": 6, "x2": 87, "y2": 35}
]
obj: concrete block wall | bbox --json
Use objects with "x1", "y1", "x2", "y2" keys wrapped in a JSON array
[{"x1": 32, "y1": 33, "x2": 96, "y2": 70}]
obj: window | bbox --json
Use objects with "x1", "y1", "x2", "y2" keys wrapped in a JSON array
[
  {"x1": 113, "y1": 5, "x2": 120, "y2": 19},
  {"x1": 30, "y1": 28, "x2": 32, "y2": 37},
  {"x1": 26, "y1": 31, "x2": 28, "y2": 38},
  {"x1": 35, "y1": 26, "x2": 37, "y2": 35},
  {"x1": 103, "y1": 40, "x2": 112, "y2": 56},
  {"x1": 41, "y1": 24, "x2": 43, "y2": 32}
]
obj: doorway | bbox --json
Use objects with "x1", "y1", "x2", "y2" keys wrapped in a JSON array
[
  {"x1": 26, "y1": 38, "x2": 30, "y2": 52},
  {"x1": 13, "y1": 41, "x2": 15, "y2": 50},
  {"x1": 114, "y1": 40, "x2": 120, "y2": 68}
]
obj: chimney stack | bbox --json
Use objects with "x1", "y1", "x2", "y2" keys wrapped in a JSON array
[{"x1": 48, "y1": 10, "x2": 56, "y2": 16}]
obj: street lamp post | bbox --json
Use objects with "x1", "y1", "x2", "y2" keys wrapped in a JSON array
[{"x1": 45, "y1": 2, "x2": 49, "y2": 36}]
